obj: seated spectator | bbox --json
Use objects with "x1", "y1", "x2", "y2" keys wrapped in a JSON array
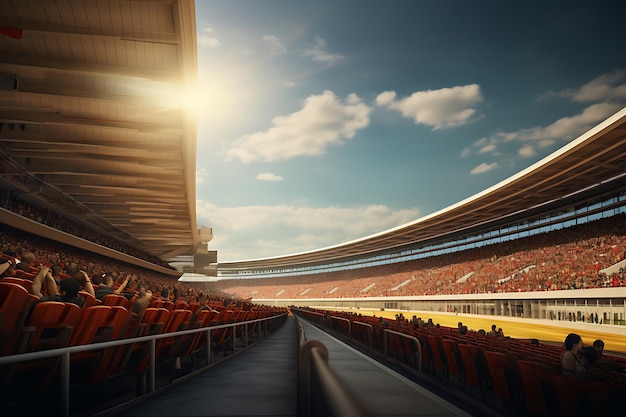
[
  {"x1": 31, "y1": 264, "x2": 54, "y2": 297},
  {"x1": 580, "y1": 339, "x2": 604, "y2": 365},
  {"x1": 73, "y1": 270, "x2": 96, "y2": 297},
  {"x1": 95, "y1": 273, "x2": 130, "y2": 300},
  {"x1": 121, "y1": 276, "x2": 140, "y2": 300},
  {"x1": 38, "y1": 267, "x2": 85, "y2": 307},
  {"x1": 487, "y1": 324, "x2": 498, "y2": 337},
  {"x1": 15, "y1": 251, "x2": 37, "y2": 272},
  {"x1": 561, "y1": 333, "x2": 585, "y2": 377},
  {"x1": 190, "y1": 293, "x2": 219, "y2": 323},
  {"x1": 130, "y1": 284, "x2": 152, "y2": 316},
  {"x1": 50, "y1": 264, "x2": 64, "y2": 280},
  {"x1": 1, "y1": 241, "x2": 19, "y2": 258},
  {"x1": 0, "y1": 259, "x2": 17, "y2": 279},
  {"x1": 580, "y1": 339, "x2": 625, "y2": 371}
]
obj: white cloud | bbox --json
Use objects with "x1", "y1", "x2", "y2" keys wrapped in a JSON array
[
  {"x1": 227, "y1": 90, "x2": 372, "y2": 163},
  {"x1": 503, "y1": 103, "x2": 621, "y2": 143},
  {"x1": 470, "y1": 162, "x2": 498, "y2": 174},
  {"x1": 540, "y1": 71, "x2": 626, "y2": 102},
  {"x1": 256, "y1": 172, "x2": 283, "y2": 181},
  {"x1": 467, "y1": 103, "x2": 622, "y2": 158},
  {"x1": 198, "y1": 27, "x2": 220, "y2": 47},
  {"x1": 376, "y1": 84, "x2": 483, "y2": 130},
  {"x1": 574, "y1": 72, "x2": 626, "y2": 101},
  {"x1": 262, "y1": 35, "x2": 286, "y2": 56},
  {"x1": 477, "y1": 143, "x2": 497, "y2": 154},
  {"x1": 375, "y1": 91, "x2": 396, "y2": 106},
  {"x1": 196, "y1": 201, "x2": 421, "y2": 261},
  {"x1": 518, "y1": 145, "x2": 536, "y2": 158},
  {"x1": 303, "y1": 37, "x2": 344, "y2": 65}
]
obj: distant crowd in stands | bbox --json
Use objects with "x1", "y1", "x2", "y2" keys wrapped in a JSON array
[
  {"x1": 213, "y1": 214, "x2": 626, "y2": 299},
  {"x1": 1, "y1": 190, "x2": 174, "y2": 269}
]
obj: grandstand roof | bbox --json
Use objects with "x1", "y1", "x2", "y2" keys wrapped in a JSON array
[
  {"x1": 0, "y1": 0, "x2": 199, "y2": 260},
  {"x1": 220, "y1": 107, "x2": 626, "y2": 271}
]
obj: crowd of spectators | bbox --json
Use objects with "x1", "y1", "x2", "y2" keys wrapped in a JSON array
[
  {"x1": 213, "y1": 214, "x2": 626, "y2": 299},
  {"x1": 1, "y1": 190, "x2": 174, "y2": 269},
  {"x1": 0, "y1": 225, "x2": 239, "y2": 309},
  {"x1": 3, "y1": 192, "x2": 626, "y2": 302}
]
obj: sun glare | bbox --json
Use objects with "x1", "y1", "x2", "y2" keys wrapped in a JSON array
[{"x1": 162, "y1": 78, "x2": 235, "y2": 126}]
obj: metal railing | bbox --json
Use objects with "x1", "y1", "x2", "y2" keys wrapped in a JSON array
[
  {"x1": 0, "y1": 313, "x2": 287, "y2": 417},
  {"x1": 382, "y1": 328, "x2": 422, "y2": 377},
  {"x1": 295, "y1": 317, "x2": 372, "y2": 417},
  {"x1": 291, "y1": 308, "x2": 423, "y2": 380}
]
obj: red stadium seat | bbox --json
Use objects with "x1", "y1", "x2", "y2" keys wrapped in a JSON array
[
  {"x1": 68, "y1": 305, "x2": 114, "y2": 347},
  {"x1": 77, "y1": 306, "x2": 135, "y2": 384},
  {"x1": 79, "y1": 290, "x2": 101, "y2": 308},
  {"x1": 458, "y1": 343, "x2": 487, "y2": 400},
  {"x1": 101, "y1": 293, "x2": 131, "y2": 308},
  {"x1": 483, "y1": 350, "x2": 517, "y2": 411},
  {"x1": 441, "y1": 339, "x2": 464, "y2": 385},
  {"x1": 427, "y1": 334, "x2": 447, "y2": 380},
  {"x1": 19, "y1": 301, "x2": 81, "y2": 352},
  {"x1": 0, "y1": 277, "x2": 34, "y2": 294},
  {"x1": 131, "y1": 309, "x2": 192, "y2": 373},
  {"x1": 0, "y1": 282, "x2": 38, "y2": 355},
  {"x1": 178, "y1": 309, "x2": 218, "y2": 359},
  {"x1": 516, "y1": 360, "x2": 551, "y2": 417}
]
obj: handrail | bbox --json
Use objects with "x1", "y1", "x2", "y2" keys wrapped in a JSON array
[
  {"x1": 292, "y1": 308, "x2": 423, "y2": 379},
  {"x1": 329, "y1": 315, "x2": 351, "y2": 338},
  {"x1": 0, "y1": 312, "x2": 287, "y2": 417},
  {"x1": 352, "y1": 321, "x2": 373, "y2": 349},
  {"x1": 383, "y1": 328, "x2": 422, "y2": 378},
  {"x1": 295, "y1": 316, "x2": 372, "y2": 417}
]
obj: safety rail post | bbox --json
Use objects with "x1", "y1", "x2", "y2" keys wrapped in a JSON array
[
  {"x1": 382, "y1": 329, "x2": 422, "y2": 378},
  {"x1": 329, "y1": 316, "x2": 351, "y2": 339},
  {"x1": 61, "y1": 350, "x2": 70, "y2": 417},
  {"x1": 206, "y1": 328, "x2": 212, "y2": 364},
  {"x1": 352, "y1": 321, "x2": 374, "y2": 349},
  {"x1": 149, "y1": 338, "x2": 156, "y2": 392}
]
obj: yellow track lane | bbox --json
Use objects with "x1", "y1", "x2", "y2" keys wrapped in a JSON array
[{"x1": 318, "y1": 307, "x2": 626, "y2": 355}]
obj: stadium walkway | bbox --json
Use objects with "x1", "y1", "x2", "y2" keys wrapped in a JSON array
[{"x1": 114, "y1": 315, "x2": 472, "y2": 417}]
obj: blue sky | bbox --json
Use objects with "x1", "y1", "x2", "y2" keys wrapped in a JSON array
[{"x1": 191, "y1": 1, "x2": 626, "y2": 262}]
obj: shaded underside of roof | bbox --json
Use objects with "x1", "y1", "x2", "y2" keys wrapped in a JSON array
[
  {"x1": 0, "y1": 0, "x2": 199, "y2": 260},
  {"x1": 220, "y1": 107, "x2": 626, "y2": 271}
]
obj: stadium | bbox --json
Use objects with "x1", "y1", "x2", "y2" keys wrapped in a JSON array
[{"x1": 1, "y1": 1, "x2": 626, "y2": 417}]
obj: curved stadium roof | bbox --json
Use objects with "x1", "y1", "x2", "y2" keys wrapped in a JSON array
[
  {"x1": 219, "y1": 107, "x2": 626, "y2": 272},
  {"x1": 0, "y1": 0, "x2": 199, "y2": 261}
]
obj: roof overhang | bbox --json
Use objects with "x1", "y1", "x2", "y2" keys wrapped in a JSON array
[{"x1": 0, "y1": 0, "x2": 199, "y2": 260}]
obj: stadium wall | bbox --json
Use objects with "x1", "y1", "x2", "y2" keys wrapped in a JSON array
[{"x1": 253, "y1": 286, "x2": 626, "y2": 327}]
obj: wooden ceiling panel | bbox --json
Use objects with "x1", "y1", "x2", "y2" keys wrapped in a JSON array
[{"x1": 0, "y1": 0, "x2": 199, "y2": 260}]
